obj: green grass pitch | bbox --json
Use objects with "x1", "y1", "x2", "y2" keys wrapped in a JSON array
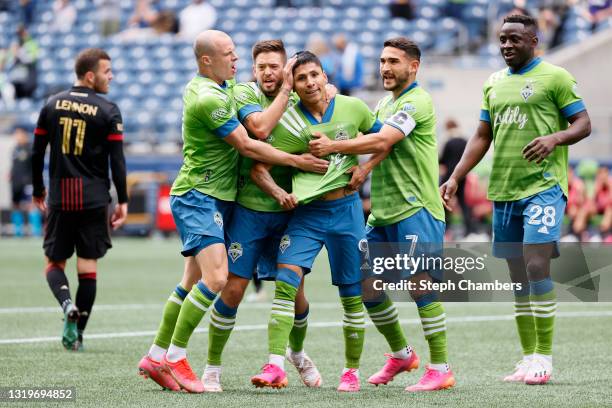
[{"x1": 1, "y1": 238, "x2": 611, "y2": 407}]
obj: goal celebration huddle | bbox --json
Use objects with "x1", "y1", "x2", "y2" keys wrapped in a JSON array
[{"x1": 34, "y1": 14, "x2": 590, "y2": 397}]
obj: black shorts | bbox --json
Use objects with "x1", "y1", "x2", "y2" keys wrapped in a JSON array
[
  {"x1": 11, "y1": 183, "x2": 32, "y2": 206},
  {"x1": 43, "y1": 206, "x2": 112, "y2": 261}
]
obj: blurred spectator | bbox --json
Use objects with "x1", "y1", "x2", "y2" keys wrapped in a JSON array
[
  {"x1": 178, "y1": 0, "x2": 217, "y2": 41},
  {"x1": 19, "y1": 0, "x2": 36, "y2": 27},
  {"x1": 50, "y1": 0, "x2": 77, "y2": 33},
  {"x1": 10, "y1": 125, "x2": 42, "y2": 237},
  {"x1": 331, "y1": 33, "x2": 364, "y2": 96},
  {"x1": 0, "y1": 50, "x2": 16, "y2": 109},
  {"x1": 7, "y1": 26, "x2": 38, "y2": 99},
  {"x1": 95, "y1": 0, "x2": 121, "y2": 37},
  {"x1": 0, "y1": 0, "x2": 11, "y2": 11},
  {"x1": 572, "y1": 160, "x2": 604, "y2": 239},
  {"x1": 389, "y1": 0, "x2": 415, "y2": 21},
  {"x1": 587, "y1": 0, "x2": 612, "y2": 30},
  {"x1": 439, "y1": 119, "x2": 474, "y2": 237},
  {"x1": 445, "y1": 0, "x2": 468, "y2": 20},
  {"x1": 566, "y1": 166, "x2": 586, "y2": 225},
  {"x1": 274, "y1": 0, "x2": 322, "y2": 6},
  {"x1": 118, "y1": 10, "x2": 177, "y2": 41},
  {"x1": 127, "y1": 0, "x2": 159, "y2": 29},
  {"x1": 306, "y1": 34, "x2": 335, "y2": 82},
  {"x1": 538, "y1": 6, "x2": 562, "y2": 51}
]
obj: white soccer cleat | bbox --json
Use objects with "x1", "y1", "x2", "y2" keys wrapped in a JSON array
[
  {"x1": 503, "y1": 356, "x2": 532, "y2": 382},
  {"x1": 201, "y1": 366, "x2": 223, "y2": 392},
  {"x1": 524, "y1": 355, "x2": 552, "y2": 385},
  {"x1": 286, "y1": 350, "x2": 322, "y2": 387}
]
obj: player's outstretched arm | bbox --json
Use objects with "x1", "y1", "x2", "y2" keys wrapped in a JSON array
[
  {"x1": 309, "y1": 124, "x2": 404, "y2": 157},
  {"x1": 250, "y1": 162, "x2": 298, "y2": 210},
  {"x1": 242, "y1": 57, "x2": 297, "y2": 140},
  {"x1": 31, "y1": 127, "x2": 49, "y2": 212},
  {"x1": 522, "y1": 110, "x2": 591, "y2": 164},
  {"x1": 440, "y1": 120, "x2": 492, "y2": 210},
  {"x1": 225, "y1": 125, "x2": 328, "y2": 173}
]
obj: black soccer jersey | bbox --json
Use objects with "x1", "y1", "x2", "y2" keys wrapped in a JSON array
[{"x1": 32, "y1": 86, "x2": 128, "y2": 211}]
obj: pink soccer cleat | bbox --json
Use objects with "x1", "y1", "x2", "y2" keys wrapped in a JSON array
[
  {"x1": 337, "y1": 369, "x2": 360, "y2": 392},
  {"x1": 368, "y1": 351, "x2": 420, "y2": 385},
  {"x1": 251, "y1": 364, "x2": 288, "y2": 389},
  {"x1": 138, "y1": 355, "x2": 180, "y2": 391},
  {"x1": 162, "y1": 357, "x2": 204, "y2": 393},
  {"x1": 503, "y1": 357, "x2": 532, "y2": 383},
  {"x1": 405, "y1": 365, "x2": 455, "y2": 392},
  {"x1": 524, "y1": 355, "x2": 552, "y2": 385}
]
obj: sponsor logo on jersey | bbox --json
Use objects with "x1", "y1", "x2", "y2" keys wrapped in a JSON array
[
  {"x1": 494, "y1": 106, "x2": 528, "y2": 129},
  {"x1": 214, "y1": 212, "x2": 223, "y2": 229},
  {"x1": 211, "y1": 107, "x2": 230, "y2": 121},
  {"x1": 279, "y1": 234, "x2": 291, "y2": 253},
  {"x1": 520, "y1": 80, "x2": 535, "y2": 102},
  {"x1": 228, "y1": 242, "x2": 243, "y2": 262}
]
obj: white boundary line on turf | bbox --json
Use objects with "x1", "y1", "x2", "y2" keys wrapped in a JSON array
[{"x1": 0, "y1": 310, "x2": 611, "y2": 345}]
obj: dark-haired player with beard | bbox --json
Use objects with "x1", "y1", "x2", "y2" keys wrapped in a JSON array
[
  {"x1": 440, "y1": 14, "x2": 591, "y2": 385},
  {"x1": 32, "y1": 48, "x2": 128, "y2": 352},
  {"x1": 309, "y1": 37, "x2": 454, "y2": 392}
]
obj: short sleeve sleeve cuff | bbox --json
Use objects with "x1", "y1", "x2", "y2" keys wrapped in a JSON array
[
  {"x1": 238, "y1": 104, "x2": 263, "y2": 122},
  {"x1": 480, "y1": 109, "x2": 491, "y2": 122},
  {"x1": 213, "y1": 117, "x2": 240, "y2": 138},
  {"x1": 365, "y1": 119, "x2": 383, "y2": 134},
  {"x1": 560, "y1": 100, "x2": 586, "y2": 119}
]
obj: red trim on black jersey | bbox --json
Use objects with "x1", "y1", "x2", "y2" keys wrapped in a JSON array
[
  {"x1": 107, "y1": 133, "x2": 124, "y2": 141},
  {"x1": 61, "y1": 178, "x2": 84, "y2": 210},
  {"x1": 34, "y1": 127, "x2": 48, "y2": 136}
]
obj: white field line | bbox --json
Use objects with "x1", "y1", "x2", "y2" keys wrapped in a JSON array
[{"x1": 0, "y1": 310, "x2": 610, "y2": 345}]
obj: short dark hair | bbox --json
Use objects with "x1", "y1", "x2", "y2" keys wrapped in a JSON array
[
  {"x1": 74, "y1": 48, "x2": 111, "y2": 79},
  {"x1": 292, "y1": 51, "x2": 322, "y2": 74},
  {"x1": 252, "y1": 39, "x2": 286, "y2": 62},
  {"x1": 503, "y1": 14, "x2": 538, "y2": 31},
  {"x1": 383, "y1": 37, "x2": 421, "y2": 61}
]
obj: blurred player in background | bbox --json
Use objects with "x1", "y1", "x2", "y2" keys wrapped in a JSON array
[
  {"x1": 309, "y1": 37, "x2": 455, "y2": 392},
  {"x1": 31, "y1": 48, "x2": 128, "y2": 352},
  {"x1": 137, "y1": 30, "x2": 327, "y2": 393},
  {"x1": 250, "y1": 51, "x2": 382, "y2": 392},
  {"x1": 204, "y1": 39, "x2": 323, "y2": 392},
  {"x1": 10, "y1": 124, "x2": 42, "y2": 237},
  {"x1": 440, "y1": 14, "x2": 591, "y2": 385}
]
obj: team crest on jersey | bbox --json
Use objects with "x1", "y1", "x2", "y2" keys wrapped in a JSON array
[
  {"x1": 401, "y1": 103, "x2": 417, "y2": 114},
  {"x1": 214, "y1": 212, "x2": 223, "y2": 229},
  {"x1": 279, "y1": 235, "x2": 291, "y2": 253},
  {"x1": 228, "y1": 242, "x2": 243, "y2": 262},
  {"x1": 211, "y1": 107, "x2": 229, "y2": 121},
  {"x1": 335, "y1": 128, "x2": 349, "y2": 141},
  {"x1": 520, "y1": 81, "x2": 535, "y2": 102},
  {"x1": 265, "y1": 134, "x2": 274, "y2": 144}
]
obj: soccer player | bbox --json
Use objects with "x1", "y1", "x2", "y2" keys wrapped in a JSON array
[
  {"x1": 249, "y1": 51, "x2": 382, "y2": 392},
  {"x1": 309, "y1": 37, "x2": 455, "y2": 391},
  {"x1": 203, "y1": 39, "x2": 322, "y2": 392},
  {"x1": 439, "y1": 15, "x2": 591, "y2": 385},
  {"x1": 31, "y1": 48, "x2": 128, "y2": 352},
  {"x1": 137, "y1": 31, "x2": 327, "y2": 393}
]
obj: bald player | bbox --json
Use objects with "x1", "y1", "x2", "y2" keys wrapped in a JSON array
[{"x1": 137, "y1": 30, "x2": 328, "y2": 393}]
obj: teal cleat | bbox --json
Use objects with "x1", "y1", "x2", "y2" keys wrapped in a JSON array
[{"x1": 62, "y1": 305, "x2": 80, "y2": 350}]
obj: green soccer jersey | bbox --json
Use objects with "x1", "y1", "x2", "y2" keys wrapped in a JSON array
[
  {"x1": 480, "y1": 58, "x2": 585, "y2": 201},
  {"x1": 368, "y1": 82, "x2": 445, "y2": 227},
  {"x1": 291, "y1": 95, "x2": 381, "y2": 204},
  {"x1": 233, "y1": 82, "x2": 300, "y2": 212},
  {"x1": 171, "y1": 76, "x2": 240, "y2": 201}
]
